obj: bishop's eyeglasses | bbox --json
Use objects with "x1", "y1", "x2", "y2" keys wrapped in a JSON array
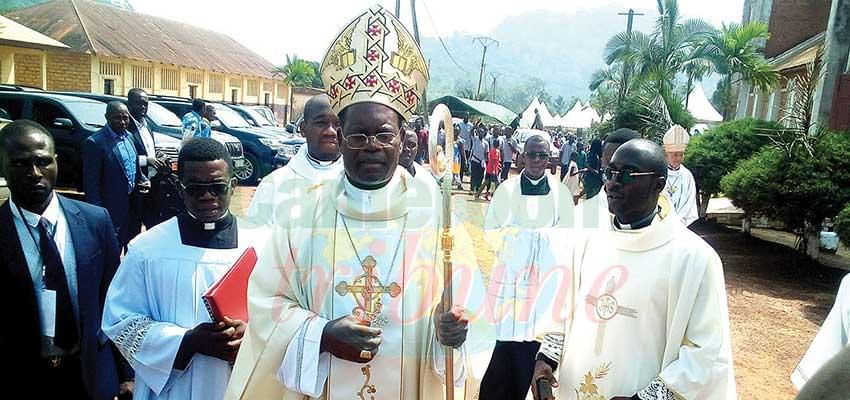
[
  {"x1": 601, "y1": 167, "x2": 657, "y2": 184},
  {"x1": 342, "y1": 132, "x2": 399, "y2": 149}
]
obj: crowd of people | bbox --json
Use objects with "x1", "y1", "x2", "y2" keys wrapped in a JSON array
[{"x1": 0, "y1": 4, "x2": 844, "y2": 400}]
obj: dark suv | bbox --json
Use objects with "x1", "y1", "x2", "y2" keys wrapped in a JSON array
[
  {"x1": 54, "y1": 92, "x2": 248, "y2": 178},
  {"x1": 152, "y1": 96, "x2": 304, "y2": 184},
  {"x1": 0, "y1": 92, "x2": 181, "y2": 190}
]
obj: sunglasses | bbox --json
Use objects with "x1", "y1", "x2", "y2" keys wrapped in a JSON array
[
  {"x1": 180, "y1": 181, "x2": 232, "y2": 197},
  {"x1": 524, "y1": 151, "x2": 549, "y2": 161},
  {"x1": 601, "y1": 167, "x2": 657, "y2": 184}
]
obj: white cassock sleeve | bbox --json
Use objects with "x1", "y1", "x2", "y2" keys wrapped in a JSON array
[
  {"x1": 679, "y1": 169, "x2": 699, "y2": 227},
  {"x1": 101, "y1": 245, "x2": 190, "y2": 395},
  {"x1": 643, "y1": 251, "x2": 735, "y2": 400},
  {"x1": 277, "y1": 315, "x2": 332, "y2": 397},
  {"x1": 792, "y1": 274, "x2": 850, "y2": 390}
]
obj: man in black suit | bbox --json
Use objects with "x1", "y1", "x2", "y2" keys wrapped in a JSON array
[
  {"x1": 126, "y1": 88, "x2": 171, "y2": 227},
  {"x1": 0, "y1": 121, "x2": 133, "y2": 398},
  {"x1": 83, "y1": 101, "x2": 147, "y2": 249}
]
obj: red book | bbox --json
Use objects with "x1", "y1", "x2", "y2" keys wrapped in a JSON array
[{"x1": 202, "y1": 247, "x2": 257, "y2": 322}]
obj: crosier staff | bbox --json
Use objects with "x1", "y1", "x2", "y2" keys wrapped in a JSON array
[{"x1": 428, "y1": 104, "x2": 456, "y2": 399}]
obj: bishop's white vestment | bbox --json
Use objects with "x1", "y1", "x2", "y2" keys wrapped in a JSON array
[
  {"x1": 539, "y1": 196, "x2": 736, "y2": 399},
  {"x1": 665, "y1": 165, "x2": 698, "y2": 227},
  {"x1": 102, "y1": 217, "x2": 263, "y2": 400},
  {"x1": 247, "y1": 145, "x2": 344, "y2": 225},
  {"x1": 226, "y1": 169, "x2": 494, "y2": 400},
  {"x1": 792, "y1": 274, "x2": 850, "y2": 390}
]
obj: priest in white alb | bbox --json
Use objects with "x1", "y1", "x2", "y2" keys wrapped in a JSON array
[
  {"x1": 102, "y1": 139, "x2": 264, "y2": 399},
  {"x1": 532, "y1": 139, "x2": 736, "y2": 400},
  {"x1": 247, "y1": 94, "x2": 344, "y2": 225},
  {"x1": 663, "y1": 125, "x2": 698, "y2": 227},
  {"x1": 226, "y1": 6, "x2": 493, "y2": 399},
  {"x1": 792, "y1": 273, "x2": 850, "y2": 391}
]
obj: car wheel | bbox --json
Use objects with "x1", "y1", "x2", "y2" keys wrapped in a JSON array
[{"x1": 236, "y1": 153, "x2": 260, "y2": 185}]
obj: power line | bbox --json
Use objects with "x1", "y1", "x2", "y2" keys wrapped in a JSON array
[
  {"x1": 419, "y1": 0, "x2": 467, "y2": 74},
  {"x1": 473, "y1": 37, "x2": 498, "y2": 100}
]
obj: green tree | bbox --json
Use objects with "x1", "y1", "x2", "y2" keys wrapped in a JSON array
[
  {"x1": 604, "y1": 0, "x2": 714, "y2": 95},
  {"x1": 835, "y1": 205, "x2": 850, "y2": 247},
  {"x1": 701, "y1": 22, "x2": 780, "y2": 120},
  {"x1": 685, "y1": 118, "x2": 779, "y2": 216},
  {"x1": 722, "y1": 131, "x2": 850, "y2": 261},
  {"x1": 271, "y1": 55, "x2": 317, "y2": 88}
]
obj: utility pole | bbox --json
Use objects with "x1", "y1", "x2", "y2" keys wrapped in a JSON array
[
  {"x1": 395, "y1": 0, "x2": 401, "y2": 17},
  {"x1": 473, "y1": 37, "x2": 498, "y2": 101},
  {"x1": 408, "y1": 0, "x2": 427, "y2": 115},
  {"x1": 489, "y1": 72, "x2": 501, "y2": 102},
  {"x1": 616, "y1": 9, "x2": 643, "y2": 105}
]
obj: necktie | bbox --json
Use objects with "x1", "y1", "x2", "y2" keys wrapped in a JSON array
[{"x1": 38, "y1": 218, "x2": 78, "y2": 351}]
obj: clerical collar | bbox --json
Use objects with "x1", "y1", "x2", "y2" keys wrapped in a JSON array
[
  {"x1": 613, "y1": 206, "x2": 661, "y2": 230},
  {"x1": 405, "y1": 163, "x2": 416, "y2": 177},
  {"x1": 307, "y1": 151, "x2": 341, "y2": 168},
  {"x1": 520, "y1": 173, "x2": 550, "y2": 196},
  {"x1": 177, "y1": 211, "x2": 238, "y2": 249},
  {"x1": 336, "y1": 170, "x2": 407, "y2": 221},
  {"x1": 668, "y1": 164, "x2": 681, "y2": 171}
]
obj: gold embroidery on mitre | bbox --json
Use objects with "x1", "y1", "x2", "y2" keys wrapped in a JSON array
[
  {"x1": 320, "y1": 5, "x2": 429, "y2": 120},
  {"x1": 575, "y1": 362, "x2": 611, "y2": 400}
]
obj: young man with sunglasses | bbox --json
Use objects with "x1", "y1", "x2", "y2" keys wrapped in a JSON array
[
  {"x1": 103, "y1": 138, "x2": 262, "y2": 399},
  {"x1": 532, "y1": 139, "x2": 735, "y2": 400},
  {"x1": 247, "y1": 94, "x2": 344, "y2": 226},
  {"x1": 480, "y1": 134, "x2": 573, "y2": 400}
]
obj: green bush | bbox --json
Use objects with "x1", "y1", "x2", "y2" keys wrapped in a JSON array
[
  {"x1": 835, "y1": 205, "x2": 850, "y2": 247},
  {"x1": 722, "y1": 130, "x2": 850, "y2": 246},
  {"x1": 686, "y1": 118, "x2": 780, "y2": 196}
]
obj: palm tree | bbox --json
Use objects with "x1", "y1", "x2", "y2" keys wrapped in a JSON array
[
  {"x1": 271, "y1": 55, "x2": 318, "y2": 122},
  {"x1": 604, "y1": 0, "x2": 715, "y2": 95},
  {"x1": 701, "y1": 22, "x2": 779, "y2": 120}
]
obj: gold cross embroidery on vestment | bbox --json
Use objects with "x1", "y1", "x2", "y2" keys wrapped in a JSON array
[{"x1": 585, "y1": 275, "x2": 638, "y2": 355}]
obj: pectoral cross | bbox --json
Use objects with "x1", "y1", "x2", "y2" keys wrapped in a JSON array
[
  {"x1": 585, "y1": 276, "x2": 637, "y2": 355},
  {"x1": 335, "y1": 255, "x2": 402, "y2": 328}
]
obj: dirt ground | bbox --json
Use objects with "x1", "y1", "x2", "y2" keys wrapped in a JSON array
[{"x1": 231, "y1": 184, "x2": 846, "y2": 399}]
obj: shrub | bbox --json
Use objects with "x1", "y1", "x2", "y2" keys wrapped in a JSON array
[
  {"x1": 836, "y1": 205, "x2": 850, "y2": 248},
  {"x1": 686, "y1": 118, "x2": 780, "y2": 197}
]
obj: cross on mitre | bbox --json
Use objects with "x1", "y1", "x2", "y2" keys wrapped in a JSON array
[{"x1": 335, "y1": 255, "x2": 402, "y2": 327}]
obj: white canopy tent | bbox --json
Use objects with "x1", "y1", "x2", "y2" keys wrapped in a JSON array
[{"x1": 687, "y1": 84, "x2": 723, "y2": 123}]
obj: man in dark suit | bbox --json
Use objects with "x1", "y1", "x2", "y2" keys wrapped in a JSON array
[
  {"x1": 126, "y1": 88, "x2": 171, "y2": 228},
  {"x1": 83, "y1": 101, "x2": 147, "y2": 249},
  {"x1": 0, "y1": 120, "x2": 133, "y2": 398}
]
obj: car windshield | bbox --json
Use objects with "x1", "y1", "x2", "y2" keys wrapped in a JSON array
[
  {"x1": 213, "y1": 104, "x2": 251, "y2": 128},
  {"x1": 146, "y1": 102, "x2": 182, "y2": 127},
  {"x1": 64, "y1": 101, "x2": 107, "y2": 128},
  {"x1": 243, "y1": 107, "x2": 274, "y2": 126},
  {"x1": 252, "y1": 107, "x2": 275, "y2": 122}
]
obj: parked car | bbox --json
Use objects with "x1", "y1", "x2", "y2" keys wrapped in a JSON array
[
  {"x1": 0, "y1": 92, "x2": 181, "y2": 191},
  {"x1": 151, "y1": 96, "x2": 304, "y2": 184},
  {"x1": 0, "y1": 117, "x2": 9, "y2": 203},
  {"x1": 249, "y1": 105, "x2": 278, "y2": 126},
  {"x1": 512, "y1": 128, "x2": 559, "y2": 174},
  {"x1": 226, "y1": 103, "x2": 287, "y2": 134},
  {"x1": 54, "y1": 92, "x2": 247, "y2": 176}
]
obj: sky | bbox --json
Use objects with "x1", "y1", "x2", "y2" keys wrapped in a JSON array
[{"x1": 131, "y1": 0, "x2": 745, "y2": 66}]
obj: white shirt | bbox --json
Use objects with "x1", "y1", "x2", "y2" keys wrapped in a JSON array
[
  {"x1": 9, "y1": 194, "x2": 79, "y2": 352},
  {"x1": 133, "y1": 116, "x2": 157, "y2": 169}
]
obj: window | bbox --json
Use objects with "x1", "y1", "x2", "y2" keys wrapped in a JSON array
[
  {"x1": 247, "y1": 80, "x2": 259, "y2": 96},
  {"x1": 229, "y1": 77, "x2": 243, "y2": 88},
  {"x1": 231, "y1": 89, "x2": 238, "y2": 104},
  {"x1": 161, "y1": 68, "x2": 179, "y2": 91},
  {"x1": 32, "y1": 100, "x2": 69, "y2": 128},
  {"x1": 104, "y1": 79, "x2": 115, "y2": 95},
  {"x1": 276, "y1": 83, "x2": 286, "y2": 99},
  {"x1": 132, "y1": 65, "x2": 154, "y2": 89},
  {"x1": 209, "y1": 74, "x2": 224, "y2": 93},
  {"x1": 189, "y1": 85, "x2": 198, "y2": 99},
  {"x1": 99, "y1": 60, "x2": 122, "y2": 76},
  {"x1": 263, "y1": 82, "x2": 273, "y2": 92},
  {"x1": 264, "y1": 93, "x2": 270, "y2": 106},
  {"x1": 0, "y1": 98, "x2": 25, "y2": 119}
]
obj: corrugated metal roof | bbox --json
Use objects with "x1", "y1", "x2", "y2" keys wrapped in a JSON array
[
  {"x1": 0, "y1": 14, "x2": 69, "y2": 49},
  {"x1": 5, "y1": 0, "x2": 278, "y2": 79}
]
